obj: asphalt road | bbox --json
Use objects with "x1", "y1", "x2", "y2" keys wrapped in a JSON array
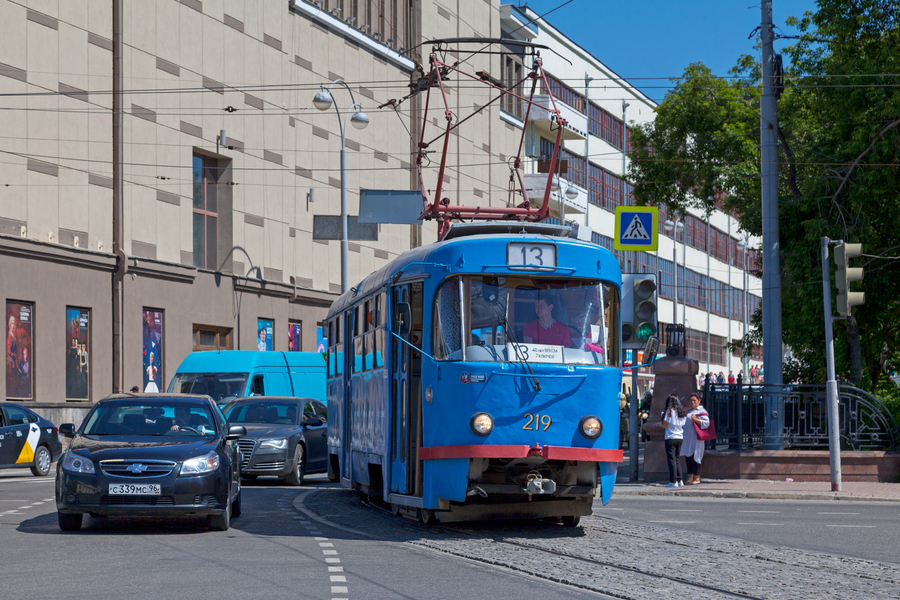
[
  {"x1": 0, "y1": 468, "x2": 611, "y2": 599},
  {"x1": 600, "y1": 495, "x2": 900, "y2": 564}
]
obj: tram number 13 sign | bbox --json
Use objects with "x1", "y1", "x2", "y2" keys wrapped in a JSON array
[{"x1": 507, "y1": 242, "x2": 557, "y2": 268}]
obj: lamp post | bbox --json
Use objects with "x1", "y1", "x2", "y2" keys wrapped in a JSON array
[
  {"x1": 663, "y1": 218, "x2": 684, "y2": 326},
  {"x1": 313, "y1": 80, "x2": 370, "y2": 293}
]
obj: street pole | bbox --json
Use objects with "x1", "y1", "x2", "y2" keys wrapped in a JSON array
[
  {"x1": 821, "y1": 237, "x2": 842, "y2": 491},
  {"x1": 761, "y1": 0, "x2": 784, "y2": 447},
  {"x1": 630, "y1": 352, "x2": 638, "y2": 482}
]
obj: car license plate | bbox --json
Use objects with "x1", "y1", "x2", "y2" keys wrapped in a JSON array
[{"x1": 109, "y1": 483, "x2": 161, "y2": 495}]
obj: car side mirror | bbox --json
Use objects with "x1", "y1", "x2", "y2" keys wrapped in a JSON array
[
  {"x1": 226, "y1": 425, "x2": 247, "y2": 441},
  {"x1": 303, "y1": 417, "x2": 324, "y2": 427},
  {"x1": 394, "y1": 302, "x2": 411, "y2": 337},
  {"x1": 641, "y1": 337, "x2": 660, "y2": 366},
  {"x1": 59, "y1": 423, "x2": 76, "y2": 438}
]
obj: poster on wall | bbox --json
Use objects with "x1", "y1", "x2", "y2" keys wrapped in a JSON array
[
  {"x1": 316, "y1": 326, "x2": 327, "y2": 354},
  {"x1": 257, "y1": 319, "x2": 273, "y2": 351},
  {"x1": 5, "y1": 302, "x2": 33, "y2": 399},
  {"x1": 65, "y1": 308, "x2": 90, "y2": 399},
  {"x1": 142, "y1": 310, "x2": 163, "y2": 393},
  {"x1": 288, "y1": 322, "x2": 301, "y2": 352}
]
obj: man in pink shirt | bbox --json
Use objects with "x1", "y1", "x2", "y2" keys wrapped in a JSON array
[{"x1": 523, "y1": 296, "x2": 571, "y2": 347}]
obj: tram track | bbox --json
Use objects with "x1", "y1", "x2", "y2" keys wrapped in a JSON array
[{"x1": 358, "y1": 495, "x2": 762, "y2": 599}]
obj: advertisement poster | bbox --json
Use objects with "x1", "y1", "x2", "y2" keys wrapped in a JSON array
[
  {"x1": 316, "y1": 325, "x2": 327, "y2": 354},
  {"x1": 142, "y1": 310, "x2": 163, "y2": 393},
  {"x1": 65, "y1": 308, "x2": 90, "y2": 399},
  {"x1": 257, "y1": 319, "x2": 273, "y2": 351},
  {"x1": 288, "y1": 322, "x2": 301, "y2": 351},
  {"x1": 5, "y1": 302, "x2": 33, "y2": 399}
]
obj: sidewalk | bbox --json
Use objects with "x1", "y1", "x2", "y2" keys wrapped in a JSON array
[{"x1": 614, "y1": 478, "x2": 900, "y2": 502}]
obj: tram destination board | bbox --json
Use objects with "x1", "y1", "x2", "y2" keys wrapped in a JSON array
[{"x1": 507, "y1": 242, "x2": 557, "y2": 268}]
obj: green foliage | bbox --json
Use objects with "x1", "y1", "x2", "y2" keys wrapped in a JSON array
[{"x1": 628, "y1": 1, "x2": 900, "y2": 392}]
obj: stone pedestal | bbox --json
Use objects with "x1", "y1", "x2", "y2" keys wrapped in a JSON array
[{"x1": 643, "y1": 355, "x2": 699, "y2": 482}]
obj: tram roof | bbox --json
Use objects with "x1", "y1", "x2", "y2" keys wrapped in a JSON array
[{"x1": 328, "y1": 222, "x2": 618, "y2": 315}]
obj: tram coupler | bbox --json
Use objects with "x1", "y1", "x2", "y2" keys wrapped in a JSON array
[{"x1": 524, "y1": 472, "x2": 556, "y2": 495}]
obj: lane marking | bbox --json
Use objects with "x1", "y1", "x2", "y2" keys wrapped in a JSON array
[
  {"x1": 817, "y1": 512, "x2": 859, "y2": 515},
  {"x1": 659, "y1": 509, "x2": 701, "y2": 512},
  {"x1": 315, "y1": 537, "x2": 329, "y2": 541},
  {"x1": 331, "y1": 587, "x2": 348, "y2": 594},
  {"x1": 330, "y1": 576, "x2": 347, "y2": 582},
  {"x1": 320, "y1": 543, "x2": 334, "y2": 547},
  {"x1": 649, "y1": 520, "x2": 696, "y2": 524},
  {"x1": 43, "y1": 498, "x2": 54, "y2": 501},
  {"x1": 736, "y1": 522, "x2": 782, "y2": 526},
  {"x1": 826, "y1": 524, "x2": 874, "y2": 528},
  {"x1": 17, "y1": 506, "x2": 32, "y2": 510},
  {"x1": 738, "y1": 510, "x2": 780, "y2": 514},
  {"x1": 325, "y1": 558, "x2": 341, "y2": 564},
  {"x1": 323, "y1": 550, "x2": 338, "y2": 555},
  {"x1": 329, "y1": 567, "x2": 344, "y2": 572}
]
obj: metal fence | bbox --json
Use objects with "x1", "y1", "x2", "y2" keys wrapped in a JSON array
[{"x1": 701, "y1": 377, "x2": 900, "y2": 451}]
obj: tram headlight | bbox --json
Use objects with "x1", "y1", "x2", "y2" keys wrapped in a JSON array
[
  {"x1": 579, "y1": 415, "x2": 602, "y2": 439},
  {"x1": 470, "y1": 412, "x2": 494, "y2": 436}
]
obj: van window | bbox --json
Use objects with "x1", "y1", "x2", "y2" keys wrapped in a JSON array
[
  {"x1": 250, "y1": 375, "x2": 265, "y2": 396},
  {"x1": 169, "y1": 372, "x2": 249, "y2": 404}
]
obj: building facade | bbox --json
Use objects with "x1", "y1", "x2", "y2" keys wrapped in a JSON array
[{"x1": 1, "y1": 0, "x2": 761, "y2": 407}]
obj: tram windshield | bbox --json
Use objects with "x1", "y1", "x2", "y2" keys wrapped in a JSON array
[{"x1": 432, "y1": 276, "x2": 620, "y2": 366}]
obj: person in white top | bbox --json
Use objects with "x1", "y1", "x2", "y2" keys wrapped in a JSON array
[
  {"x1": 661, "y1": 394, "x2": 686, "y2": 487},
  {"x1": 681, "y1": 392, "x2": 710, "y2": 484}
]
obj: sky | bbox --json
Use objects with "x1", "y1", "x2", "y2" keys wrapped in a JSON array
[{"x1": 517, "y1": 0, "x2": 820, "y2": 102}]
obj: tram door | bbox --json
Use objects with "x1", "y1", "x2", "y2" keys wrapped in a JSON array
[
  {"x1": 390, "y1": 282, "x2": 424, "y2": 495},
  {"x1": 341, "y1": 308, "x2": 354, "y2": 480}
]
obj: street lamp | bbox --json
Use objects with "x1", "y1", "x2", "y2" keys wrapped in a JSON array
[
  {"x1": 663, "y1": 218, "x2": 684, "y2": 326},
  {"x1": 312, "y1": 80, "x2": 370, "y2": 293}
]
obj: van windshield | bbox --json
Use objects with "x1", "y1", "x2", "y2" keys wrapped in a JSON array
[{"x1": 168, "y1": 373, "x2": 250, "y2": 404}]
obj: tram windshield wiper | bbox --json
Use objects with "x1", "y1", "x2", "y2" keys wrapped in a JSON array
[{"x1": 500, "y1": 318, "x2": 541, "y2": 392}]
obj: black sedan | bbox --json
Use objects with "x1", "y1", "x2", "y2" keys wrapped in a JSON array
[
  {"x1": 55, "y1": 394, "x2": 246, "y2": 532},
  {"x1": 0, "y1": 403, "x2": 63, "y2": 476},
  {"x1": 222, "y1": 397, "x2": 327, "y2": 485}
]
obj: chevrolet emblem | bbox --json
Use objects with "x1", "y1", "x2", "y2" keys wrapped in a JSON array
[{"x1": 127, "y1": 463, "x2": 148, "y2": 474}]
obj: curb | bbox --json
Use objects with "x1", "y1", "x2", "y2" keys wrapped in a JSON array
[{"x1": 613, "y1": 488, "x2": 900, "y2": 503}]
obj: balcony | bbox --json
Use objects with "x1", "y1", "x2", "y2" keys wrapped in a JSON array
[
  {"x1": 525, "y1": 94, "x2": 587, "y2": 141},
  {"x1": 523, "y1": 173, "x2": 588, "y2": 215}
]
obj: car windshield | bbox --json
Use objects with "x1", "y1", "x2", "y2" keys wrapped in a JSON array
[
  {"x1": 167, "y1": 372, "x2": 250, "y2": 404},
  {"x1": 82, "y1": 401, "x2": 217, "y2": 437},
  {"x1": 224, "y1": 401, "x2": 299, "y2": 425},
  {"x1": 432, "y1": 275, "x2": 620, "y2": 366}
]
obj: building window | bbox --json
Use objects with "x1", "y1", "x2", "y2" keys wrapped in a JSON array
[
  {"x1": 501, "y1": 53, "x2": 525, "y2": 120},
  {"x1": 543, "y1": 73, "x2": 585, "y2": 113},
  {"x1": 192, "y1": 154, "x2": 219, "y2": 270},
  {"x1": 65, "y1": 307, "x2": 90, "y2": 400},
  {"x1": 193, "y1": 325, "x2": 231, "y2": 352},
  {"x1": 6, "y1": 301, "x2": 33, "y2": 400}
]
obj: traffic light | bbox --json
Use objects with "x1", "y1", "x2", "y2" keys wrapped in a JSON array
[
  {"x1": 622, "y1": 274, "x2": 658, "y2": 349},
  {"x1": 834, "y1": 242, "x2": 864, "y2": 316}
]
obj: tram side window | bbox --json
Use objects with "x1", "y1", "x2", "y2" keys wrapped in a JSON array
[
  {"x1": 353, "y1": 306, "x2": 363, "y2": 373},
  {"x1": 374, "y1": 292, "x2": 385, "y2": 368},
  {"x1": 326, "y1": 320, "x2": 334, "y2": 378},
  {"x1": 432, "y1": 280, "x2": 462, "y2": 360},
  {"x1": 363, "y1": 299, "x2": 374, "y2": 371}
]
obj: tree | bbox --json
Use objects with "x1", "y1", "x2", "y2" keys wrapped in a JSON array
[{"x1": 628, "y1": 0, "x2": 900, "y2": 392}]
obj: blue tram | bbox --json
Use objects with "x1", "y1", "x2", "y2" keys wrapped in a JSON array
[{"x1": 324, "y1": 222, "x2": 654, "y2": 524}]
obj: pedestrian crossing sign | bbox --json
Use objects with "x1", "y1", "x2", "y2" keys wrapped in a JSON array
[{"x1": 614, "y1": 206, "x2": 658, "y2": 251}]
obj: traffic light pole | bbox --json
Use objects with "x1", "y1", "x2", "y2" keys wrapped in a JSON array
[{"x1": 820, "y1": 237, "x2": 842, "y2": 492}]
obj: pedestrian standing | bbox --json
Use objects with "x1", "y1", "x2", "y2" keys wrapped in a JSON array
[
  {"x1": 681, "y1": 392, "x2": 710, "y2": 484},
  {"x1": 662, "y1": 394, "x2": 686, "y2": 488}
]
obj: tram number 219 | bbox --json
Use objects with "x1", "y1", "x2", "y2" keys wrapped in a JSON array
[{"x1": 523, "y1": 413, "x2": 552, "y2": 431}]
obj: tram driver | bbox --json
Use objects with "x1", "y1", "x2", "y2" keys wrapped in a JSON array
[{"x1": 522, "y1": 292, "x2": 572, "y2": 348}]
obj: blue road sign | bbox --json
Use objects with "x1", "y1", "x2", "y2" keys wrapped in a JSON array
[{"x1": 614, "y1": 206, "x2": 658, "y2": 251}]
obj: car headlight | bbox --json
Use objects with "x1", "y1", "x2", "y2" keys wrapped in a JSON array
[
  {"x1": 259, "y1": 438, "x2": 287, "y2": 450},
  {"x1": 470, "y1": 412, "x2": 494, "y2": 436},
  {"x1": 180, "y1": 451, "x2": 220, "y2": 475},
  {"x1": 579, "y1": 415, "x2": 602, "y2": 439},
  {"x1": 62, "y1": 452, "x2": 95, "y2": 474}
]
